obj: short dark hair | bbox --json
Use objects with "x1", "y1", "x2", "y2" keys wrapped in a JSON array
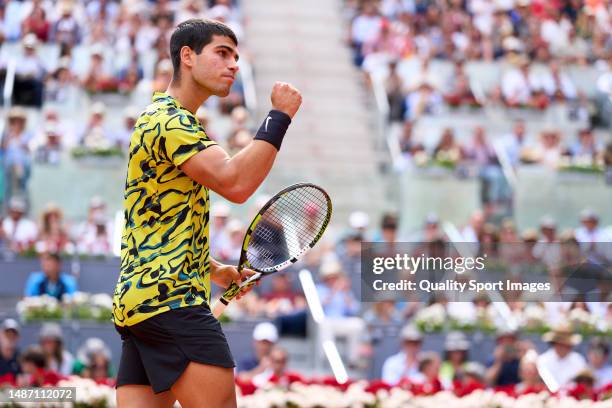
[
  {"x1": 170, "y1": 19, "x2": 238, "y2": 80},
  {"x1": 43, "y1": 252, "x2": 61, "y2": 263},
  {"x1": 20, "y1": 345, "x2": 47, "y2": 369}
]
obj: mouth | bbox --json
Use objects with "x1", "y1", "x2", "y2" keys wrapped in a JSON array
[{"x1": 221, "y1": 75, "x2": 235, "y2": 82}]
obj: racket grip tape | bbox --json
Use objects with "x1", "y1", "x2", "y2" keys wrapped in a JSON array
[{"x1": 213, "y1": 275, "x2": 261, "y2": 319}]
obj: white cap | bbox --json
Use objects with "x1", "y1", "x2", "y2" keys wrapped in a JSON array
[
  {"x1": 252, "y1": 322, "x2": 278, "y2": 342},
  {"x1": 209, "y1": 5, "x2": 230, "y2": 20},
  {"x1": 349, "y1": 211, "x2": 369, "y2": 229},
  {"x1": 226, "y1": 219, "x2": 243, "y2": 233},
  {"x1": 211, "y1": 202, "x2": 230, "y2": 217},
  {"x1": 2, "y1": 318, "x2": 20, "y2": 333}
]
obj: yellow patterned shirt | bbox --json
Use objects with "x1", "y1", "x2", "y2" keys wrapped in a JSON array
[{"x1": 113, "y1": 92, "x2": 217, "y2": 327}]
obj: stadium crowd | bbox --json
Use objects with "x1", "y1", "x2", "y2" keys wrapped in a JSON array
[
  {"x1": 345, "y1": 0, "x2": 610, "y2": 112},
  {"x1": 0, "y1": 0, "x2": 609, "y2": 403}
]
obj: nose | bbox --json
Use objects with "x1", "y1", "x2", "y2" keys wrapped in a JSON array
[{"x1": 228, "y1": 60, "x2": 239, "y2": 74}]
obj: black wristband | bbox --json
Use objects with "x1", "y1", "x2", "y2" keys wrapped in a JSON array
[{"x1": 254, "y1": 110, "x2": 291, "y2": 151}]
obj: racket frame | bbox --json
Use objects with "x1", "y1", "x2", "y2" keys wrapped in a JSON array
[{"x1": 212, "y1": 183, "x2": 332, "y2": 318}]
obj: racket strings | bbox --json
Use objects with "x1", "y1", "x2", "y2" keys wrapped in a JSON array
[{"x1": 247, "y1": 186, "x2": 329, "y2": 271}]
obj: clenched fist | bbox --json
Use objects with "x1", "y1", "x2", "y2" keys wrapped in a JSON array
[{"x1": 271, "y1": 82, "x2": 302, "y2": 119}]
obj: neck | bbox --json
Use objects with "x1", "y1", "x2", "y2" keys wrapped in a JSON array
[{"x1": 166, "y1": 77, "x2": 211, "y2": 114}]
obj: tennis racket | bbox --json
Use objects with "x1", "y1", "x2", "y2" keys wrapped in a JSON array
[{"x1": 212, "y1": 183, "x2": 332, "y2": 319}]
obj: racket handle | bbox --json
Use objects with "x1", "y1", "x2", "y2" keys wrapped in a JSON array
[{"x1": 213, "y1": 273, "x2": 261, "y2": 319}]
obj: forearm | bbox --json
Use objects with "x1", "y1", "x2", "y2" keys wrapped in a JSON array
[
  {"x1": 485, "y1": 362, "x2": 501, "y2": 385},
  {"x1": 223, "y1": 139, "x2": 278, "y2": 202}
]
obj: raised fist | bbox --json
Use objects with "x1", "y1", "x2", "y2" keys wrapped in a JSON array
[{"x1": 271, "y1": 82, "x2": 302, "y2": 119}]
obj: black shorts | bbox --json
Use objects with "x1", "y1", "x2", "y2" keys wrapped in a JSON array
[{"x1": 115, "y1": 305, "x2": 235, "y2": 394}]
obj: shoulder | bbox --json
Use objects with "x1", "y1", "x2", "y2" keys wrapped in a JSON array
[
  {"x1": 384, "y1": 352, "x2": 404, "y2": 365},
  {"x1": 149, "y1": 94, "x2": 199, "y2": 132},
  {"x1": 60, "y1": 274, "x2": 77, "y2": 285}
]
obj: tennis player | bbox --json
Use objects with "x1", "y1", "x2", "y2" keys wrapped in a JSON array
[{"x1": 112, "y1": 19, "x2": 302, "y2": 408}]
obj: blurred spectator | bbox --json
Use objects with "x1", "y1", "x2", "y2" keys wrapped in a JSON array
[
  {"x1": 461, "y1": 210, "x2": 484, "y2": 243},
  {"x1": 433, "y1": 128, "x2": 461, "y2": 162},
  {"x1": 0, "y1": 319, "x2": 21, "y2": 378},
  {"x1": 149, "y1": 58, "x2": 174, "y2": 94},
  {"x1": 16, "y1": 345, "x2": 63, "y2": 387},
  {"x1": 576, "y1": 209, "x2": 610, "y2": 245},
  {"x1": 587, "y1": 338, "x2": 612, "y2": 388},
  {"x1": 350, "y1": 1, "x2": 383, "y2": 66},
  {"x1": 117, "y1": 55, "x2": 144, "y2": 94},
  {"x1": 24, "y1": 252, "x2": 77, "y2": 300},
  {"x1": 210, "y1": 202, "x2": 231, "y2": 257},
  {"x1": 403, "y1": 351, "x2": 442, "y2": 395},
  {"x1": 348, "y1": 210, "x2": 370, "y2": 238},
  {"x1": 115, "y1": 9, "x2": 158, "y2": 56},
  {"x1": 81, "y1": 46, "x2": 119, "y2": 94},
  {"x1": 227, "y1": 129, "x2": 252, "y2": 154},
  {"x1": 208, "y1": 4, "x2": 243, "y2": 40},
  {"x1": 336, "y1": 232, "x2": 363, "y2": 287},
  {"x1": 176, "y1": 0, "x2": 208, "y2": 23},
  {"x1": 485, "y1": 330, "x2": 521, "y2": 387},
  {"x1": 35, "y1": 125, "x2": 63, "y2": 165},
  {"x1": 513, "y1": 350, "x2": 546, "y2": 395},
  {"x1": 502, "y1": 119, "x2": 528, "y2": 167},
  {"x1": 410, "y1": 213, "x2": 445, "y2": 242},
  {"x1": 38, "y1": 323, "x2": 74, "y2": 376},
  {"x1": 363, "y1": 300, "x2": 402, "y2": 325},
  {"x1": 77, "y1": 103, "x2": 114, "y2": 149},
  {"x1": 530, "y1": 128, "x2": 563, "y2": 168},
  {"x1": 531, "y1": 62, "x2": 577, "y2": 102},
  {"x1": 454, "y1": 362, "x2": 487, "y2": 396},
  {"x1": 317, "y1": 260, "x2": 359, "y2": 317},
  {"x1": 237, "y1": 322, "x2": 278, "y2": 380},
  {"x1": 569, "y1": 128, "x2": 599, "y2": 161},
  {"x1": 114, "y1": 106, "x2": 140, "y2": 150},
  {"x1": 444, "y1": 60, "x2": 478, "y2": 107},
  {"x1": 385, "y1": 61, "x2": 407, "y2": 122},
  {"x1": 74, "y1": 196, "x2": 113, "y2": 255},
  {"x1": 1, "y1": 107, "x2": 33, "y2": 201},
  {"x1": 261, "y1": 274, "x2": 306, "y2": 318},
  {"x1": 216, "y1": 219, "x2": 244, "y2": 261},
  {"x1": 45, "y1": 57, "x2": 76, "y2": 103},
  {"x1": 440, "y1": 331, "x2": 471, "y2": 389},
  {"x1": 50, "y1": 1, "x2": 81, "y2": 47},
  {"x1": 500, "y1": 57, "x2": 548, "y2": 109},
  {"x1": 73, "y1": 338, "x2": 113, "y2": 383},
  {"x1": 374, "y1": 212, "x2": 399, "y2": 243},
  {"x1": 36, "y1": 203, "x2": 70, "y2": 254},
  {"x1": 12, "y1": 34, "x2": 46, "y2": 107},
  {"x1": 404, "y1": 82, "x2": 442, "y2": 121},
  {"x1": 250, "y1": 346, "x2": 303, "y2": 388},
  {"x1": 537, "y1": 325, "x2": 587, "y2": 388},
  {"x1": 21, "y1": 4, "x2": 50, "y2": 42},
  {"x1": 317, "y1": 260, "x2": 363, "y2": 366},
  {"x1": 541, "y1": 11, "x2": 572, "y2": 57},
  {"x1": 381, "y1": 324, "x2": 423, "y2": 385},
  {"x1": 2, "y1": 197, "x2": 37, "y2": 253},
  {"x1": 362, "y1": 19, "x2": 412, "y2": 69},
  {"x1": 463, "y1": 127, "x2": 496, "y2": 168}
]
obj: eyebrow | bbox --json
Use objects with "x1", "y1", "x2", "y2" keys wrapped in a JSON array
[{"x1": 215, "y1": 45, "x2": 239, "y2": 62}]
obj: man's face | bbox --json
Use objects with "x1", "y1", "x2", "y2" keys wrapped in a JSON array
[
  {"x1": 514, "y1": 122, "x2": 525, "y2": 137},
  {"x1": 1, "y1": 330, "x2": 19, "y2": 348},
  {"x1": 41, "y1": 256, "x2": 60, "y2": 279},
  {"x1": 402, "y1": 340, "x2": 421, "y2": 355},
  {"x1": 553, "y1": 342, "x2": 572, "y2": 358},
  {"x1": 187, "y1": 35, "x2": 239, "y2": 97}
]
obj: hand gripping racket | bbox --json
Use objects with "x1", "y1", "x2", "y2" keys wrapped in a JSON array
[{"x1": 212, "y1": 183, "x2": 332, "y2": 319}]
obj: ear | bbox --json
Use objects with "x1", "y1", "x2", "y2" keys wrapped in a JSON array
[{"x1": 180, "y1": 46, "x2": 194, "y2": 69}]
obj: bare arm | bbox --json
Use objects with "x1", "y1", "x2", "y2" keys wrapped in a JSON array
[{"x1": 181, "y1": 82, "x2": 301, "y2": 203}]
